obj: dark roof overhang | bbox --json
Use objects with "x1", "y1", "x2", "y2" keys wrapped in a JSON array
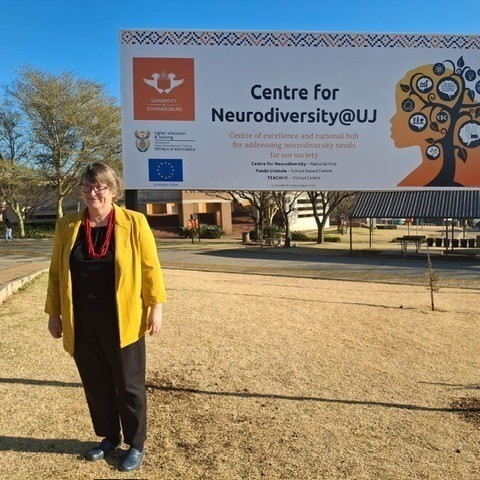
[{"x1": 350, "y1": 190, "x2": 480, "y2": 219}]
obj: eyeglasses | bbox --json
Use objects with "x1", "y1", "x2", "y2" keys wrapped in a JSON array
[{"x1": 79, "y1": 184, "x2": 109, "y2": 194}]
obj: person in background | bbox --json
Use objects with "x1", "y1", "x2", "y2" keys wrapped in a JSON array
[
  {"x1": 5, "y1": 218, "x2": 13, "y2": 243},
  {"x1": 45, "y1": 163, "x2": 166, "y2": 472}
]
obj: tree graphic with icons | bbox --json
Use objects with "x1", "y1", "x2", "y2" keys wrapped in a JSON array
[{"x1": 397, "y1": 57, "x2": 480, "y2": 186}]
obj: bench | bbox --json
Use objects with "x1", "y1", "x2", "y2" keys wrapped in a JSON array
[
  {"x1": 264, "y1": 235, "x2": 284, "y2": 246},
  {"x1": 397, "y1": 235, "x2": 426, "y2": 256}
]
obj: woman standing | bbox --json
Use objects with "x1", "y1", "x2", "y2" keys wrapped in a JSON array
[{"x1": 45, "y1": 163, "x2": 166, "y2": 472}]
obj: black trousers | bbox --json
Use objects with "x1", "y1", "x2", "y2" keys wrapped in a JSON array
[{"x1": 73, "y1": 308, "x2": 146, "y2": 451}]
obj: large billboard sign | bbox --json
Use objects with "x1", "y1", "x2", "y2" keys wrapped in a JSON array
[{"x1": 120, "y1": 30, "x2": 480, "y2": 190}]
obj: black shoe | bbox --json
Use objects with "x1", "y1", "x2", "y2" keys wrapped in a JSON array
[
  {"x1": 86, "y1": 438, "x2": 122, "y2": 461},
  {"x1": 120, "y1": 447, "x2": 144, "y2": 472}
]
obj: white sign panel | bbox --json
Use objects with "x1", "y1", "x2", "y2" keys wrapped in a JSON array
[{"x1": 120, "y1": 30, "x2": 480, "y2": 190}]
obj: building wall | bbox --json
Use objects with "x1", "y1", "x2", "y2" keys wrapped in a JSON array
[
  {"x1": 141, "y1": 190, "x2": 233, "y2": 234},
  {"x1": 286, "y1": 193, "x2": 330, "y2": 232}
]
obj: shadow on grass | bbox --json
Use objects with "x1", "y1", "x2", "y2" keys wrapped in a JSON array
[
  {"x1": 199, "y1": 246, "x2": 479, "y2": 266},
  {"x1": 419, "y1": 381, "x2": 480, "y2": 390},
  {"x1": 146, "y1": 383, "x2": 480, "y2": 414},
  {"x1": 0, "y1": 435, "x2": 128, "y2": 469},
  {"x1": 167, "y1": 287, "x2": 416, "y2": 310},
  {"x1": 0, "y1": 436, "x2": 92, "y2": 454},
  {"x1": 0, "y1": 377, "x2": 81, "y2": 388}
]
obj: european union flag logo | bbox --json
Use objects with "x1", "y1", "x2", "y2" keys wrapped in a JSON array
[{"x1": 148, "y1": 159, "x2": 183, "y2": 182}]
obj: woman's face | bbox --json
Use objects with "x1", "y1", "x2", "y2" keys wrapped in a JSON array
[{"x1": 80, "y1": 181, "x2": 115, "y2": 211}]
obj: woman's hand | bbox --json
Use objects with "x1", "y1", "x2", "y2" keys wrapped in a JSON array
[
  {"x1": 48, "y1": 315, "x2": 63, "y2": 338},
  {"x1": 147, "y1": 304, "x2": 163, "y2": 336}
]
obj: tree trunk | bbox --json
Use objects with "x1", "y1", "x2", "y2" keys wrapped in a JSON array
[
  {"x1": 267, "y1": 204, "x2": 277, "y2": 226},
  {"x1": 11, "y1": 203, "x2": 25, "y2": 238},
  {"x1": 257, "y1": 211, "x2": 264, "y2": 244},
  {"x1": 278, "y1": 198, "x2": 291, "y2": 248},
  {"x1": 284, "y1": 221, "x2": 291, "y2": 247},
  {"x1": 315, "y1": 217, "x2": 328, "y2": 243},
  {"x1": 307, "y1": 192, "x2": 325, "y2": 244},
  {"x1": 337, "y1": 216, "x2": 348, "y2": 234},
  {"x1": 427, "y1": 146, "x2": 459, "y2": 186},
  {"x1": 317, "y1": 222, "x2": 325, "y2": 243},
  {"x1": 313, "y1": 214, "x2": 321, "y2": 243},
  {"x1": 56, "y1": 196, "x2": 64, "y2": 219}
]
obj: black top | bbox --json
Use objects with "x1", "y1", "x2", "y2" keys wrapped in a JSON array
[{"x1": 70, "y1": 225, "x2": 116, "y2": 314}]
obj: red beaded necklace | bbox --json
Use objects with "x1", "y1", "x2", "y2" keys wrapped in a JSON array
[{"x1": 83, "y1": 208, "x2": 115, "y2": 259}]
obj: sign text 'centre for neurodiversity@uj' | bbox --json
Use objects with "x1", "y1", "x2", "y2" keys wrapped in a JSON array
[{"x1": 120, "y1": 30, "x2": 480, "y2": 190}]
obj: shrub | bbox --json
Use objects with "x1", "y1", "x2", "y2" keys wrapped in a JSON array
[
  {"x1": 249, "y1": 225, "x2": 284, "y2": 242},
  {"x1": 263, "y1": 224, "x2": 284, "y2": 238},
  {"x1": 23, "y1": 222, "x2": 56, "y2": 238},
  {"x1": 180, "y1": 224, "x2": 225, "y2": 239},
  {"x1": 199, "y1": 224, "x2": 225, "y2": 239},
  {"x1": 376, "y1": 224, "x2": 397, "y2": 230},
  {"x1": 324, "y1": 236, "x2": 341, "y2": 243},
  {"x1": 291, "y1": 231, "x2": 316, "y2": 241},
  {"x1": 179, "y1": 226, "x2": 191, "y2": 238}
]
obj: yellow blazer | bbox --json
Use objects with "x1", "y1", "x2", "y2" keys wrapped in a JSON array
[{"x1": 45, "y1": 204, "x2": 166, "y2": 355}]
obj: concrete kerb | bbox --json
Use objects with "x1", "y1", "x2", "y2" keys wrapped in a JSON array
[{"x1": 0, "y1": 268, "x2": 49, "y2": 304}]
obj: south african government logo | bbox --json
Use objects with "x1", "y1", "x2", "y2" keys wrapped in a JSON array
[{"x1": 134, "y1": 130, "x2": 150, "y2": 152}]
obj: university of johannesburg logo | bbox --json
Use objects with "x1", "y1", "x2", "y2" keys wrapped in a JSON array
[
  {"x1": 134, "y1": 130, "x2": 150, "y2": 152},
  {"x1": 133, "y1": 58, "x2": 195, "y2": 121},
  {"x1": 143, "y1": 71, "x2": 184, "y2": 94}
]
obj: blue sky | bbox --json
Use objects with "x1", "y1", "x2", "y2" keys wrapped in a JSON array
[{"x1": 1, "y1": 0, "x2": 479, "y2": 101}]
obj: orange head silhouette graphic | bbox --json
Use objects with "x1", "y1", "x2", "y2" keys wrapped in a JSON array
[{"x1": 391, "y1": 58, "x2": 480, "y2": 187}]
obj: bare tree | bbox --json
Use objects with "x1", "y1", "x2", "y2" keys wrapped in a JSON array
[
  {"x1": 425, "y1": 247, "x2": 440, "y2": 311},
  {"x1": 333, "y1": 193, "x2": 357, "y2": 234},
  {"x1": 265, "y1": 194, "x2": 279, "y2": 227},
  {"x1": 307, "y1": 191, "x2": 356, "y2": 243},
  {"x1": 0, "y1": 105, "x2": 45, "y2": 237},
  {"x1": 7, "y1": 67, "x2": 122, "y2": 218},
  {"x1": 272, "y1": 191, "x2": 303, "y2": 247},
  {"x1": 209, "y1": 191, "x2": 275, "y2": 243}
]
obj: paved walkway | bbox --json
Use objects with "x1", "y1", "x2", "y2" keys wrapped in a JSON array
[
  {"x1": 158, "y1": 242, "x2": 480, "y2": 289},
  {"x1": 0, "y1": 239, "x2": 50, "y2": 303},
  {"x1": 0, "y1": 238, "x2": 479, "y2": 304}
]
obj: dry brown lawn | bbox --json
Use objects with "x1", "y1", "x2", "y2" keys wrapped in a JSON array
[{"x1": 0, "y1": 270, "x2": 479, "y2": 480}]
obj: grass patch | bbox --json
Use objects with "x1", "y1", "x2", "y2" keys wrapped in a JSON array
[{"x1": 1, "y1": 272, "x2": 479, "y2": 479}]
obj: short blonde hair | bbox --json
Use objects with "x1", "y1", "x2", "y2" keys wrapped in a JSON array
[{"x1": 78, "y1": 163, "x2": 124, "y2": 199}]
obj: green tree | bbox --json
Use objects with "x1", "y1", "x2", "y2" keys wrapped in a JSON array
[{"x1": 7, "y1": 67, "x2": 122, "y2": 218}]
